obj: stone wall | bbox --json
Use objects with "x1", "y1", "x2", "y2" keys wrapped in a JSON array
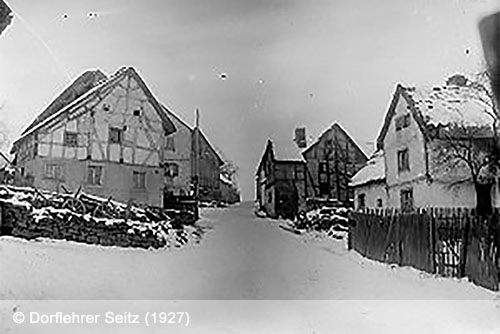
[{"x1": 0, "y1": 196, "x2": 201, "y2": 250}]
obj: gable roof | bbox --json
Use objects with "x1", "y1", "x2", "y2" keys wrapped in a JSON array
[
  {"x1": 350, "y1": 150, "x2": 386, "y2": 187},
  {"x1": 193, "y1": 128, "x2": 224, "y2": 167},
  {"x1": 376, "y1": 84, "x2": 497, "y2": 149},
  {"x1": 162, "y1": 105, "x2": 192, "y2": 132},
  {"x1": 255, "y1": 139, "x2": 304, "y2": 176},
  {"x1": 302, "y1": 123, "x2": 367, "y2": 161},
  {"x1": 256, "y1": 140, "x2": 273, "y2": 175},
  {"x1": 12, "y1": 67, "x2": 176, "y2": 153},
  {"x1": 272, "y1": 138, "x2": 305, "y2": 162},
  {"x1": 21, "y1": 69, "x2": 107, "y2": 135}
]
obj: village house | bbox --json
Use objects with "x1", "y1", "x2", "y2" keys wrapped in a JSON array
[
  {"x1": 9, "y1": 66, "x2": 230, "y2": 208},
  {"x1": 351, "y1": 80, "x2": 499, "y2": 213},
  {"x1": 301, "y1": 123, "x2": 368, "y2": 206},
  {"x1": 10, "y1": 67, "x2": 178, "y2": 206},
  {"x1": 255, "y1": 139, "x2": 309, "y2": 219},
  {"x1": 161, "y1": 107, "x2": 193, "y2": 198},
  {"x1": 349, "y1": 149, "x2": 387, "y2": 210},
  {"x1": 220, "y1": 173, "x2": 240, "y2": 204},
  {"x1": 161, "y1": 107, "x2": 236, "y2": 205},
  {"x1": 192, "y1": 127, "x2": 225, "y2": 203}
]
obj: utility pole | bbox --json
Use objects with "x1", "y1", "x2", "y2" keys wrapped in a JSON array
[
  {"x1": 334, "y1": 132, "x2": 341, "y2": 202},
  {"x1": 193, "y1": 108, "x2": 200, "y2": 200},
  {"x1": 192, "y1": 108, "x2": 201, "y2": 219}
]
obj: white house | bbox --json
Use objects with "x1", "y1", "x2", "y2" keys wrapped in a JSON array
[{"x1": 351, "y1": 81, "x2": 499, "y2": 212}]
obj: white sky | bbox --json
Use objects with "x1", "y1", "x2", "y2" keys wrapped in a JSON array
[{"x1": 0, "y1": 0, "x2": 499, "y2": 199}]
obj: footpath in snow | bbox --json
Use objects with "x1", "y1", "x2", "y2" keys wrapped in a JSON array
[{"x1": 0, "y1": 202, "x2": 499, "y2": 333}]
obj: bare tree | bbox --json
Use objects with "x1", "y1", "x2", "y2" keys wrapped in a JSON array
[{"x1": 433, "y1": 73, "x2": 499, "y2": 215}]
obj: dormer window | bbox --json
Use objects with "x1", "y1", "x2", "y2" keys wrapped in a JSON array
[{"x1": 395, "y1": 114, "x2": 411, "y2": 131}]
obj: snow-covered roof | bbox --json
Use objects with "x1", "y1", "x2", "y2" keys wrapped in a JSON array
[
  {"x1": 405, "y1": 85, "x2": 496, "y2": 130},
  {"x1": 272, "y1": 139, "x2": 305, "y2": 162},
  {"x1": 350, "y1": 150, "x2": 385, "y2": 187},
  {"x1": 220, "y1": 174, "x2": 233, "y2": 185}
]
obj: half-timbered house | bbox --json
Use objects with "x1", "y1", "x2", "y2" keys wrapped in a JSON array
[
  {"x1": 302, "y1": 123, "x2": 368, "y2": 206},
  {"x1": 10, "y1": 67, "x2": 177, "y2": 207}
]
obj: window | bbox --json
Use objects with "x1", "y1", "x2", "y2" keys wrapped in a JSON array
[
  {"x1": 109, "y1": 127, "x2": 123, "y2": 144},
  {"x1": 88, "y1": 166, "x2": 103, "y2": 185},
  {"x1": 397, "y1": 149, "x2": 410, "y2": 172},
  {"x1": 64, "y1": 131, "x2": 78, "y2": 147},
  {"x1": 358, "y1": 193, "x2": 366, "y2": 211},
  {"x1": 164, "y1": 163, "x2": 179, "y2": 177},
  {"x1": 376, "y1": 198, "x2": 383, "y2": 208},
  {"x1": 45, "y1": 164, "x2": 62, "y2": 180},
  {"x1": 319, "y1": 161, "x2": 328, "y2": 173},
  {"x1": 133, "y1": 171, "x2": 146, "y2": 189},
  {"x1": 165, "y1": 136, "x2": 175, "y2": 151},
  {"x1": 400, "y1": 188, "x2": 413, "y2": 212},
  {"x1": 295, "y1": 169, "x2": 305, "y2": 180},
  {"x1": 395, "y1": 114, "x2": 411, "y2": 131}
]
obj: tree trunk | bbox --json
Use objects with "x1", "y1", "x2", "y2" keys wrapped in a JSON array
[{"x1": 475, "y1": 182, "x2": 493, "y2": 216}]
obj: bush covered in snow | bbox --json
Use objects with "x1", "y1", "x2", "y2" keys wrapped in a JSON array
[{"x1": 280, "y1": 206, "x2": 351, "y2": 240}]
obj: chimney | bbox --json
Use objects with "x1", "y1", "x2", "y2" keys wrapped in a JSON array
[{"x1": 294, "y1": 127, "x2": 307, "y2": 148}]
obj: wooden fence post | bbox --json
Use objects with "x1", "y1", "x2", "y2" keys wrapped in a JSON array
[
  {"x1": 459, "y1": 215, "x2": 471, "y2": 278},
  {"x1": 430, "y1": 214, "x2": 436, "y2": 274}
]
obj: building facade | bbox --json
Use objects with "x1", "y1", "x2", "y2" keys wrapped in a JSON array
[
  {"x1": 302, "y1": 123, "x2": 368, "y2": 206},
  {"x1": 351, "y1": 83, "x2": 499, "y2": 212},
  {"x1": 192, "y1": 128, "x2": 224, "y2": 202},
  {"x1": 255, "y1": 139, "x2": 308, "y2": 219},
  {"x1": 11, "y1": 67, "x2": 177, "y2": 207}
]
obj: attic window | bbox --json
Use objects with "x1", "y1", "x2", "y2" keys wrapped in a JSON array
[
  {"x1": 64, "y1": 131, "x2": 78, "y2": 147},
  {"x1": 103, "y1": 104, "x2": 111, "y2": 112},
  {"x1": 395, "y1": 114, "x2": 411, "y2": 131},
  {"x1": 397, "y1": 148, "x2": 410, "y2": 172}
]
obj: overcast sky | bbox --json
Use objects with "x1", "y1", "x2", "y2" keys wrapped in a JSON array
[{"x1": 0, "y1": 0, "x2": 499, "y2": 200}]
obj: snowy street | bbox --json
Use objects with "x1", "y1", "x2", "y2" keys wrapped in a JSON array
[
  {"x1": 0, "y1": 202, "x2": 499, "y2": 300},
  {"x1": 1, "y1": 203, "x2": 500, "y2": 333}
]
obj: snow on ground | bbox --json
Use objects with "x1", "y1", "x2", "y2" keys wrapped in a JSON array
[
  {"x1": 0, "y1": 202, "x2": 498, "y2": 300},
  {"x1": 0, "y1": 202, "x2": 500, "y2": 333}
]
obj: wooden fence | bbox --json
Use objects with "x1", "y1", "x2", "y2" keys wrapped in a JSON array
[{"x1": 349, "y1": 208, "x2": 500, "y2": 291}]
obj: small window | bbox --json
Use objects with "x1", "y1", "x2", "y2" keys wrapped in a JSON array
[
  {"x1": 45, "y1": 164, "x2": 62, "y2": 180},
  {"x1": 400, "y1": 188, "x2": 413, "y2": 212},
  {"x1": 319, "y1": 161, "x2": 328, "y2": 173},
  {"x1": 165, "y1": 136, "x2": 175, "y2": 151},
  {"x1": 133, "y1": 108, "x2": 141, "y2": 116},
  {"x1": 64, "y1": 131, "x2": 78, "y2": 147},
  {"x1": 397, "y1": 149, "x2": 410, "y2": 172},
  {"x1": 295, "y1": 169, "x2": 305, "y2": 180},
  {"x1": 133, "y1": 171, "x2": 146, "y2": 189},
  {"x1": 376, "y1": 198, "x2": 383, "y2": 208},
  {"x1": 109, "y1": 127, "x2": 123, "y2": 144},
  {"x1": 395, "y1": 114, "x2": 411, "y2": 131},
  {"x1": 358, "y1": 193, "x2": 366, "y2": 211},
  {"x1": 164, "y1": 163, "x2": 179, "y2": 177},
  {"x1": 88, "y1": 166, "x2": 103, "y2": 185}
]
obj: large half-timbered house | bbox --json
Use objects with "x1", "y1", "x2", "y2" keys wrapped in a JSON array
[{"x1": 10, "y1": 67, "x2": 178, "y2": 206}]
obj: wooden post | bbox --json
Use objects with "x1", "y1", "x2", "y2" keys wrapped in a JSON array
[
  {"x1": 430, "y1": 213, "x2": 437, "y2": 274},
  {"x1": 459, "y1": 215, "x2": 471, "y2": 278},
  {"x1": 0, "y1": 202, "x2": 3, "y2": 235}
]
